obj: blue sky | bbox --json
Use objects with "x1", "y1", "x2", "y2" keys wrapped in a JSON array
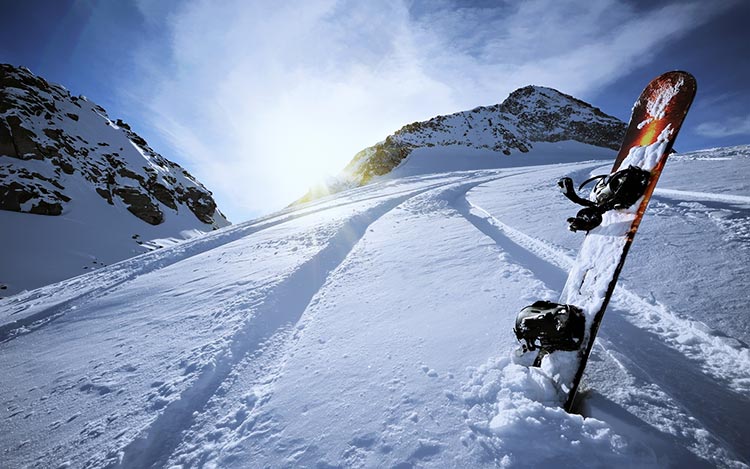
[{"x1": 1, "y1": 0, "x2": 748, "y2": 222}]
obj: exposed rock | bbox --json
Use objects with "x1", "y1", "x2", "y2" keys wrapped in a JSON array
[
  {"x1": 96, "y1": 187, "x2": 113, "y2": 205},
  {"x1": 6, "y1": 116, "x2": 41, "y2": 159},
  {"x1": 0, "y1": 118, "x2": 14, "y2": 156},
  {"x1": 343, "y1": 138, "x2": 413, "y2": 185},
  {"x1": 178, "y1": 187, "x2": 217, "y2": 225},
  {"x1": 149, "y1": 181, "x2": 177, "y2": 210},
  {"x1": 0, "y1": 167, "x2": 70, "y2": 215},
  {"x1": 115, "y1": 119, "x2": 131, "y2": 130},
  {"x1": 499, "y1": 86, "x2": 624, "y2": 150},
  {"x1": 0, "y1": 63, "x2": 228, "y2": 227},
  {"x1": 113, "y1": 187, "x2": 163, "y2": 225},
  {"x1": 29, "y1": 200, "x2": 62, "y2": 215},
  {"x1": 0, "y1": 181, "x2": 33, "y2": 211}
]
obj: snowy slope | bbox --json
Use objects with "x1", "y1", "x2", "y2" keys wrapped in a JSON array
[
  {"x1": 0, "y1": 64, "x2": 230, "y2": 297},
  {"x1": 1, "y1": 144, "x2": 749, "y2": 468}
]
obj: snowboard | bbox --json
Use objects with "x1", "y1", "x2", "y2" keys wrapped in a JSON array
[{"x1": 532, "y1": 71, "x2": 697, "y2": 412}]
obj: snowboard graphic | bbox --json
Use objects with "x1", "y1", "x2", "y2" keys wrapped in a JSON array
[{"x1": 516, "y1": 71, "x2": 697, "y2": 412}]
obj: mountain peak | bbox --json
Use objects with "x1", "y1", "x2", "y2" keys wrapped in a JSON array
[
  {"x1": 295, "y1": 85, "x2": 627, "y2": 204},
  {"x1": 501, "y1": 85, "x2": 613, "y2": 121},
  {"x1": 501, "y1": 85, "x2": 577, "y2": 113}
]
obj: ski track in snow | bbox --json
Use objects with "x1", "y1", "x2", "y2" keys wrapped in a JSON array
[
  {"x1": 163, "y1": 170, "x2": 560, "y2": 466},
  {"x1": 114, "y1": 196, "x2": 411, "y2": 468},
  {"x1": 113, "y1": 171, "x2": 530, "y2": 468},
  {"x1": 2, "y1": 169, "x2": 532, "y2": 469},
  {"x1": 584, "y1": 340, "x2": 742, "y2": 468},
  {"x1": 0, "y1": 174, "x2": 467, "y2": 344},
  {"x1": 0, "y1": 173, "x2": 473, "y2": 468},
  {"x1": 158, "y1": 171, "x2": 539, "y2": 468},
  {"x1": 454, "y1": 183, "x2": 750, "y2": 467}
]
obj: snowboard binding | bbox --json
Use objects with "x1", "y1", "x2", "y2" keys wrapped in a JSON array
[
  {"x1": 558, "y1": 165, "x2": 652, "y2": 232},
  {"x1": 514, "y1": 301, "x2": 585, "y2": 354}
]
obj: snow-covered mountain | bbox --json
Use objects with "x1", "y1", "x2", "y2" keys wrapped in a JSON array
[
  {"x1": 0, "y1": 64, "x2": 229, "y2": 297},
  {"x1": 298, "y1": 86, "x2": 626, "y2": 203},
  {"x1": 2, "y1": 141, "x2": 748, "y2": 468}
]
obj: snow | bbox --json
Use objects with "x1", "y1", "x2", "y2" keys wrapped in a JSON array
[
  {"x1": 0, "y1": 178, "x2": 221, "y2": 300},
  {"x1": 389, "y1": 141, "x2": 616, "y2": 178},
  {"x1": 646, "y1": 76, "x2": 684, "y2": 122},
  {"x1": 0, "y1": 66, "x2": 229, "y2": 298},
  {"x1": 620, "y1": 125, "x2": 674, "y2": 170},
  {"x1": 1, "y1": 143, "x2": 749, "y2": 468}
]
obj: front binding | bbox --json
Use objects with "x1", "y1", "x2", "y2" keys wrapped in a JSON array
[{"x1": 514, "y1": 300, "x2": 585, "y2": 355}]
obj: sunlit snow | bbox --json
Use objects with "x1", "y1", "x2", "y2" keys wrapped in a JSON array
[{"x1": 1, "y1": 143, "x2": 749, "y2": 468}]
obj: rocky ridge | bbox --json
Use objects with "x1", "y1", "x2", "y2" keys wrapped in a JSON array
[
  {"x1": 0, "y1": 64, "x2": 231, "y2": 297},
  {"x1": 0, "y1": 64, "x2": 227, "y2": 227},
  {"x1": 298, "y1": 86, "x2": 626, "y2": 203}
]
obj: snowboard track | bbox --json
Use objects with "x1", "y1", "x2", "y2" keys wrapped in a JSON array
[
  {"x1": 449, "y1": 182, "x2": 750, "y2": 466},
  {"x1": 114, "y1": 172, "x2": 522, "y2": 468},
  {"x1": 114, "y1": 190, "x2": 418, "y2": 468},
  {"x1": 0, "y1": 175, "x2": 475, "y2": 344}
]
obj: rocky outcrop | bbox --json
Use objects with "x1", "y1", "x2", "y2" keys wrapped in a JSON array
[
  {"x1": 498, "y1": 86, "x2": 625, "y2": 150},
  {"x1": 112, "y1": 186, "x2": 164, "y2": 225},
  {"x1": 0, "y1": 64, "x2": 228, "y2": 228},
  {"x1": 342, "y1": 137, "x2": 414, "y2": 185},
  {"x1": 4, "y1": 115, "x2": 43, "y2": 159}
]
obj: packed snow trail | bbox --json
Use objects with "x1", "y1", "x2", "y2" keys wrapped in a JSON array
[
  {"x1": 1, "y1": 170, "x2": 533, "y2": 468},
  {"x1": 4, "y1": 199, "x2": 394, "y2": 468},
  {"x1": 0, "y1": 174, "x2": 468, "y2": 343},
  {"x1": 654, "y1": 188, "x2": 750, "y2": 205}
]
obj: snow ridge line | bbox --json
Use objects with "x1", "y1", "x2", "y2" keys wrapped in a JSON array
[
  {"x1": 458, "y1": 197, "x2": 750, "y2": 395},
  {"x1": 654, "y1": 188, "x2": 750, "y2": 205},
  {"x1": 0, "y1": 175, "x2": 471, "y2": 343},
  {"x1": 113, "y1": 172, "x2": 516, "y2": 469}
]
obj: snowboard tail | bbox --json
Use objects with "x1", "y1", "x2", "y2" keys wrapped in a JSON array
[{"x1": 519, "y1": 71, "x2": 697, "y2": 412}]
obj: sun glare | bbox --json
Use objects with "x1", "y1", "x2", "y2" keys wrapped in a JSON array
[{"x1": 638, "y1": 122, "x2": 659, "y2": 147}]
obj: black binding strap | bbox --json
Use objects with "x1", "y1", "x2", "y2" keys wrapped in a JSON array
[{"x1": 558, "y1": 177, "x2": 597, "y2": 208}]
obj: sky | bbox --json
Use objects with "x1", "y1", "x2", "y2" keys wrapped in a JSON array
[{"x1": 1, "y1": 0, "x2": 748, "y2": 222}]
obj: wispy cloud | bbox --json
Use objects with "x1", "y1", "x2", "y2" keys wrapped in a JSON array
[
  {"x1": 696, "y1": 115, "x2": 750, "y2": 138},
  {"x1": 130, "y1": 0, "x2": 735, "y2": 220}
]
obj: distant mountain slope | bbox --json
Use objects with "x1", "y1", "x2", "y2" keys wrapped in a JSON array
[
  {"x1": 298, "y1": 86, "x2": 626, "y2": 203},
  {"x1": 0, "y1": 64, "x2": 229, "y2": 296}
]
